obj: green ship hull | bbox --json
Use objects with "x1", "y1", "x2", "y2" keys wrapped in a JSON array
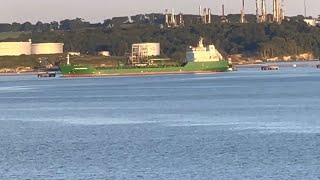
[{"x1": 59, "y1": 61, "x2": 230, "y2": 77}]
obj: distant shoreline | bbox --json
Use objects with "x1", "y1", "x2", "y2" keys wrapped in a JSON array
[
  {"x1": 0, "y1": 72, "x2": 39, "y2": 77},
  {"x1": 1, "y1": 60, "x2": 319, "y2": 77},
  {"x1": 235, "y1": 60, "x2": 320, "y2": 68}
]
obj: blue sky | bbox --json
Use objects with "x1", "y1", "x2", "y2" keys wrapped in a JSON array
[{"x1": 0, "y1": 0, "x2": 318, "y2": 23}]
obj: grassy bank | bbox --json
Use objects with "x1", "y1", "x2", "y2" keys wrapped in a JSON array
[
  {"x1": 0, "y1": 32, "x2": 31, "y2": 40},
  {"x1": 0, "y1": 54, "x2": 127, "y2": 72}
]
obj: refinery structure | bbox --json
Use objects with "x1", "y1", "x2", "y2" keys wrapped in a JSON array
[
  {"x1": 199, "y1": 6, "x2": 212, "y2": 24},
  {"x1": 112, "y1": 0, "x2": 311, "y2": 27},
  {"x1": 164, "y1": 5, "x2": 212, "y2": 27},
  {"x1": 164, "y1": 9, "x2": 184, "y2": 27},
  {"x1": 162, "y1": 0, "x2": 287, "y2": 26},
  {"x1": 240, "y1": 0, "x2": 285, "y2": 24},
  {"x1": 0, "y1": 40, "x2": 64, "y2": 56}
]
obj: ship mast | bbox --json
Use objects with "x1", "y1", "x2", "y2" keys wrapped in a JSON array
[{"x1": 67, "y1": 54, "x2": 70, "y2": 65}]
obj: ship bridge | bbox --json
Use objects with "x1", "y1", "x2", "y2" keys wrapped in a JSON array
[{"x1": 186, "y1": 38, "x2": 222, "y2": 62}]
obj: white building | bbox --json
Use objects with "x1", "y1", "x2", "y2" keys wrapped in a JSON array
[
  {"x1": 303, "y1": 18, "x2": 320, "y2": 26},
  {"x1": 304, "y1": 19, "x2": 317, "y2": 26},
  {"x1": 98, "y1": 51, "x2": 110, "y2": 57},
  {"x1": 68, "y1": 52, "x2": 81, "y2": 56},
  {"x1": 131, "y1": 43, "x2": 160, "y2": 64},
  {"x1": 132, "y1": 43, "x2": 160, "y2": 57},
  {"x1": 186, "y1": 38, "x2": 222, "y2": 62}
]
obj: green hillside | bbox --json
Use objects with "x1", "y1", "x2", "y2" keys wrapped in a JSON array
[{"x1": 0, "y1": 32, "x2": 31, "y2": 41}]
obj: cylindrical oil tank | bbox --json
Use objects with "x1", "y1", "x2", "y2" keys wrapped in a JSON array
[
  {"x1": 0, "y1": 42, "x2": 32, "y2": 56},
  {"x1": 31, "y1": 43, "x2": 64, "y2": 55}
]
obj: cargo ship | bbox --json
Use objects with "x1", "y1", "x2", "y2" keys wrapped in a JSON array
[{"x1": 59, "y1": 38, "x2": 230, "y2": 77}]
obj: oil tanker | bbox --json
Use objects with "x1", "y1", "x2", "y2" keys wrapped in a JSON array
[{"x1": 59, "y1": 38, "x2": 231, "y2": 77}]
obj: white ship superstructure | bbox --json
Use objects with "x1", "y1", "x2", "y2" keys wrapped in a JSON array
[{"x1": 186, "y1": 38, "x2": 222, "y2": 62}]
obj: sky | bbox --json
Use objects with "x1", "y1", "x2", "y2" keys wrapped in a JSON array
[{"x1": 0, "y1": 0, "x2": 318, "y2": 23}]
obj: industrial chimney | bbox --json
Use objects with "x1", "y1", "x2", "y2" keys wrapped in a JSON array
[{"x1": 240, "y1": 0, "x2": 246, "y2": 23}]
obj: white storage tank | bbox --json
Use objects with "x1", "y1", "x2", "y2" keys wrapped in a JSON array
[
  {"x1": 0, "y1": 41, "x2": 32, "y2": 56},
  {"x1": 31, "y1": 43, "x2": 64, "y2": 55}
]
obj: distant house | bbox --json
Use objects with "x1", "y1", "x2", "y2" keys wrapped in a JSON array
[
  {"x1": 303, "y1": 18, "x2": 320, "y2": 26},
  {"x1": 68, "y1": 52, "x2": 81, "y2": 56},
  {"x1": 98, "y1": 51, "x2": 110, "y2": 57}
]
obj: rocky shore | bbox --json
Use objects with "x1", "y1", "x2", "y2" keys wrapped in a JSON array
[{"x1": 229, "y1": 52, "x2": 316, "y2": 65}]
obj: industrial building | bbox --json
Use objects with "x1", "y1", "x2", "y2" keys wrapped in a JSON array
[
  {"x1": 303, "y1": 19, "x2": 320, "y2": 26},
  {"x1": 241, "y1": 0, "x2": 285, "y2": 24},
  {"x1": 0, "y1": 40, "x2": 64, "y2": 56},
  {"x1": 199, "y1": 6, "x2": 212, "y2": 24},
  {"x1": 165, "y1": 9, "x2": 184, "y2": 27},
  {"x1": 186, "y1": 38, "x2": 222, "y2": 62},
  {"x1": 272, "y1": 0, "x2": 285, "y2": 23},
  {"x1": 131, "y1": 43, "x2": 160, "y2": 65}
]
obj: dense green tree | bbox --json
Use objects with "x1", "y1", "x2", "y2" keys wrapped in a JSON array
[{"x1": 20, "y1": 22, "x2": 33, "y2": 31}]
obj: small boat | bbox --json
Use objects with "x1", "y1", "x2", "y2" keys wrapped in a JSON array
[
  {"x1": 37, "y1": 72, "x2": 56, "y2": 78},
  {"x1": 261, "y1": 65, "x2": 280, "y2": 70}
]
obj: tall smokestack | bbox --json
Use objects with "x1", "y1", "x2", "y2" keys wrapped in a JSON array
[
  {"x1": 281, "y1": 0, "x2": 285, "y2": 21},
  {"x1": 171, "y1": 8, "x2": 176, "y2": 25},
  {"x1": 222, "y1": 4, "x2": 225, "y2": 17},
  {"x1": 277, "y1": 0, "x2": 281, "y2": 22},
  {"x1": 273, "y1": 0, "x2": 279, "y2": 22},
  {"x1": 256, "y1": 0, "x2": 259, "y2": 21},
  {"x1": 165, "y1": 9, "x2": 169, "y2": 26},
  {"x1": 273, "y1": 0, "x2": 276, "y2": 21},
  {"x1": 179, "y1": 13, "x2": 184, "y2": 26},
  {"x1": 304, "y1": 0, "x2": 307, "y2": 17},
  {"x1": 208, "y1": 8, "x2": 212, "y2": 23},
  {"x1": 241, "y1": 0, "x2": 245, "y2": 23},
  {"x1": 203, "y1": 8, "x2": 207, "y2": 23},
  {"x1": 261, "y1": 0, "x2": 266, "y2": 22}
]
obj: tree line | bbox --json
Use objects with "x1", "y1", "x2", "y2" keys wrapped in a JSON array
[{"x1": 1, "y1": 15, "x2": 320, "y2": 60}]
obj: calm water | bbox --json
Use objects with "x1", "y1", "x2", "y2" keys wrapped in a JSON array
[{"x1": 1, "y1": 65, "x2": 320, "y2": 179}]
